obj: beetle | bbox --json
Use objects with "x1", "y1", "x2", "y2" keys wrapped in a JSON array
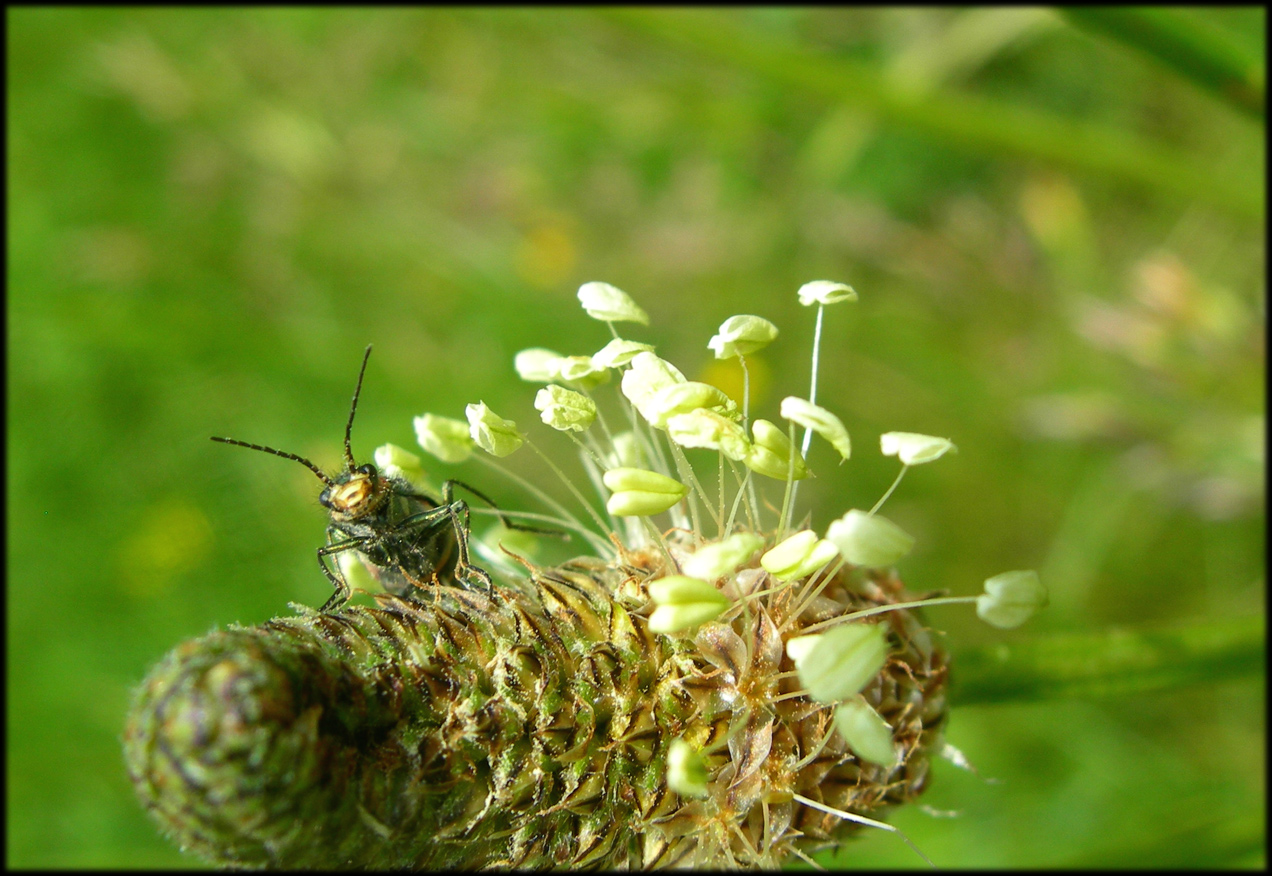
[{"x1": 212, "y1": 346, "x2": 517, "y2": 611}]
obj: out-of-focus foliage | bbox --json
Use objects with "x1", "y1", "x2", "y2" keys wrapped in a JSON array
[{"x1": 7, "y1": 8, "x2": 1263, "y2": 868}]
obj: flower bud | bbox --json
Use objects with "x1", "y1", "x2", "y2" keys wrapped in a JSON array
[
  {"x1": 514, "y1": 347, "x2": 564, "y2": 382},
  {"x1": 797, "y1": 280, "x2": 858, "y2": 306},
  {"x1": 591, "y1": 338, "x2": 655, "y2": 370},
  {"x1": 786, "y1": 622, "x2": 890, "y2": 703},
  {"x1": 745, "y1": 419, "x2": 809, "y2": 480},
  {"x1": 880, "y1": 431, "x2": 956, "y2": 465},
  {"x1": 577, "y1": 281, "x2": 649, "y2": 325},
  {"x1": 620, "y1": 352, "x2": 686, "y2": 421},
  {"x1": 666, "y1": 738, "x2": 710, "y2": 798},
  {"x1": 976, "y1": 569, "x2": 1047, "y2": 629},
  {"x1": 373, "y1": 443, "x2": 433, "y2": 493},
  {"x1": 825, "y1": 509, "x2": 914, "y2": 567},
  {"x1": 834, "y1": 698, "x2": 898, "y2": 768},
  {"x1": 682, "y1": 532, "x2": 765, "y2": 580},
  {"x1": 413, "y1": 413, "x2": 474, "y2": 464},
  {"x1": 647, "y1": 576, "x2": 731, "y2": 633},
  {"x1": 646, "y1": 381, "x2": 739, "y2": 428},
  {"x1": 707, "y1": 314, "x2": 779, "y2": 359},
  {"x1": 534, "y1": 385, "x2": 597, "y2": 432},
  {"x1": 780, "y1": 397, "x2": 851, "y2": 461},
  {"x1": 603, "y1": 467, "x2": 688, "y2": 517},
  {"x1": 761, "y1": 530, "x2": 841, "y2": 582},
  {"x1": 465, "y1": 402, "x2": 524, "y2": 457},
  {"x1": 666, "y1": 409, "x2": 751, "y2": 461}
]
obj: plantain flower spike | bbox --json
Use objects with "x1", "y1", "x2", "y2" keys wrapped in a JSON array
[{"x1": 129, "y1": 277, "x2": 1042, "y2": 869}]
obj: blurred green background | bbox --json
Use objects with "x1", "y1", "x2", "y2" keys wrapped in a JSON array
[{"x1": 7, "y1": 7, "x2": 1264, "y2": 868}]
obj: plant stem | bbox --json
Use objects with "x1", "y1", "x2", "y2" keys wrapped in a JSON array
[{"x1": 949, "y1": 615, "x2": 1265, "y2": 706}]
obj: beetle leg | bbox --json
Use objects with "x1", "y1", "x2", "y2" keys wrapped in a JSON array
[
  {"x1": 441, "y1": 492, "x2": 492, "y2": 594},
  {"x1": 316, "y1": 534, "x2": 366, "y2": 612}
]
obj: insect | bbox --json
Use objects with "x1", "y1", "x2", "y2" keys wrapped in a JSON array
[{"x1": 212, "y1": 345, "x2": 520, "y2": 612}]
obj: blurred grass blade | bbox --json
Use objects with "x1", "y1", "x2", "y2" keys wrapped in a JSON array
[
  {"x1": 950, "y1": 615, "x2": 1263, "y2": 705},
  {"x1": 607, "y1": 9, "x2": 1262, "y2": 220},
  {"x1": 1062, "y1": 7, "x2": 1265, "y2": 121}
]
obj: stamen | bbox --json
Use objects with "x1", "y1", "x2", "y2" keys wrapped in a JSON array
[{"x1": 792, "y1": 793, "x2": 934, "y2": 867}]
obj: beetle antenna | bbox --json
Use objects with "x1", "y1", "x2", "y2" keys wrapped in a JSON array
[
  {"x1": 344, "y1": 345, "x2": 373, "y2": 471},
  {"x1": 210, "y1": 437, "x2": 336, "y2": 487}
]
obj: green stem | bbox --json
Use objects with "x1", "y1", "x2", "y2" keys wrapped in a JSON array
[
  {"x1": 949, "y1": 615, "x2": 1265, "y2": 706},
  {"x1": 604, "y1": 9, "x2": 1262, "y2": 220},
  {"x1": 1061, "y1": 7, "x2": 1265, "y2": 121}
]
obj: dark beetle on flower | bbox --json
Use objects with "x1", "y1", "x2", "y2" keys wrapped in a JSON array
[{"x1": 211, "y1": 345, "x2": 522, "y2": 610}]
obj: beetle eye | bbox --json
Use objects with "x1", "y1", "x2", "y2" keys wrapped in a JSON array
[
  {"x1": 357, "y1": 463, "x2": 377, "y2": 477},
  {"x1": 318, "y1": 488, "x2": 333, "y2": 508}
]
